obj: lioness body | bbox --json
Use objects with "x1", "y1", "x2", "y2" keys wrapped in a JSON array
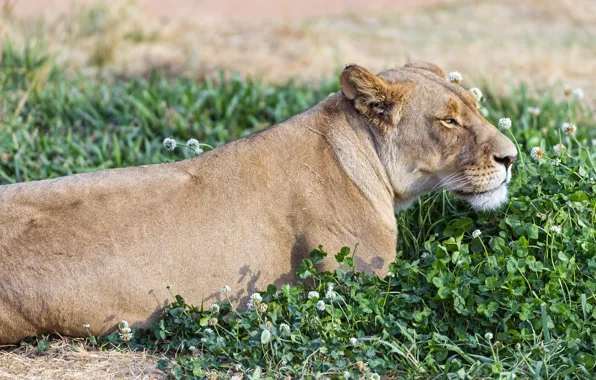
[
  {"x1": 0, "y1": 62, "x2": 516, "y2": 344},
  {"x1": 0, "y1": 98, "x2": 396, "y2": 343}
]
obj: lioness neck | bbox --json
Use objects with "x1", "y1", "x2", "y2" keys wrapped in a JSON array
[{"x1": 182, "y1": 93, "x2": 397, "y2": 271}]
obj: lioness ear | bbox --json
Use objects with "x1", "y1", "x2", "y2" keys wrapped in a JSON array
[
  {"x1": 339, "y1": 64, "x2": 386, "y2": 101},
  {"x1": 340, "y1": 64, "x2": 413, "y2": 130}
]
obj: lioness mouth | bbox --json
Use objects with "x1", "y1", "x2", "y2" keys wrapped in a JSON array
[{"x1": 452, "y1": 183, "x2": 505, "y2": 197}]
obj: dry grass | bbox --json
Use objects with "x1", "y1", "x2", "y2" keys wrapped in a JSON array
[
  {"x1": 0, "y1": 337, "x2": 165, "y2": 379},
  {"x1": 1, "y1": 0, "x2": 595, "y2": 108}
]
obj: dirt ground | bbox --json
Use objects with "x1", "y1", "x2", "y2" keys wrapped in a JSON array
[
  {"x1": 0, "y1": 0, "x2": 595, "y2": 378},
  {"x1": 14, "y1": 0, "x2": 457, "y2": 21}
]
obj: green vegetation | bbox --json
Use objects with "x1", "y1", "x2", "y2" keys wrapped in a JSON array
[
  {"x1": 0, "y1": 42, "x2": 337, "y2": 184},
  {"x1": 2, "y1": 44, "x2": 596, "y2": 378}
]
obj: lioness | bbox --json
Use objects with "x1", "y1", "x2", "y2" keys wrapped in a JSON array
[{"x1": 0, "y1": 62, "x2": 516, "y2": 344}]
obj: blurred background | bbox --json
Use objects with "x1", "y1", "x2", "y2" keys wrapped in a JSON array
[{"x1": 5, "y1": 0, "x2": 596, "y2": 107}]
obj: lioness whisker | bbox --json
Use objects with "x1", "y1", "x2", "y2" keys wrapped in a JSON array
[
  {"x1": 437, "y1": 172, "x2": 466, "y2": 187},
  {"x1": 443, "y1": 177, "x2": 472, "y2": 191},
  {"x1": 433, "y1": 174, "x2": 456, "y2": 190},
  {"x1": 434, "y1": 172, "x2": 466, "y2": 190}
]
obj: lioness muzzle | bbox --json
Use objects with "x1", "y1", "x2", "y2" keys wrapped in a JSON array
[{"x1": 0, "y1": 61, "x2": 516, "y2": 344}]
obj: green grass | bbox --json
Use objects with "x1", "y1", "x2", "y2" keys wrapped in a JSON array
[
  {"x1": 2, "y1": 44, "x2": 596, "y2": 379},
  {"x1": 0, "y1": 47, "x2": 337, "y2": 184}
]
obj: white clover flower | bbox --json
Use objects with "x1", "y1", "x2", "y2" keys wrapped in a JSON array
[
  {"x1": 221, "y1": 285, "x2": 231, "y2": 295},
  {"x1": 325, "y1": 284, "x2": 337, "y2": 299},
  {"x1": 186, "y1": 138, "x2": 200, "y2": 151},
  {"x1": 472, "y1": 229, "x2": 482, "y2": 238},
  {"x1": 469, "y1": 87, "x2": 483, "y2": 102},
  {"x1": 561, "y1": 122, "x2": 576, "y2": 135},
  {"x1": 247, "y1": 292, "x2": 263, "y2": 309},
  {"x1": 369, "y1": 374, "x2": 381, "y2": 380},
  {"x1": 210, "y1": 304, "x2": 220, "y2": 313},
  {"x1": 204, "y1": 328, "x2": 214, "y2": 334},
  {"x1": 515, "y1": 343, "x2": 521, "y2": 350},
  {"x1": 572, "y1": 88, "x2": 584, "y2": 100},
  {"x1": 195, "y1": 147, "x2": 204, "y2": 155},
  {"x1": 349, "y1": 337, "x2": 358, "y2": 346},
  {"x1": 553, "y1": 158, "x2": 561, "y2": 165},
  {"x1": 82, "y1": 323, "x2": 91, "y2": 329},
  {"x1": 119, "y1": 331, "x2": 133, "y2": 342},
  {"x1": 279, "y1": 323, "x2": 290, "y2": 334},
  {"x1": 326, "y1": 288, "x2": 337, "y2": 300},
  {"x1": 316, "y1": 300, "x2": 326, "y2": 311},
  {"x1": 480, "y1": 107, "x2": 489, "y2": 117},
  {"x1": 163, "y1": 137, "x2": 177, "y2": 151},
  {"x1": 550, "y1": 225, "x2": 562, "y2": 234},
  {"x1": 118, "y1": 320, "x2": 129, "y2": 330},
  {"x1": 307, "y1": 291, "x2": 320, "y2": 300},
  {"x1": 530, "y1": 147, "x2": 544, "y2": 160},
  {"x1": 498, "y1": 118, "x2": 512, "y2": 130},
  {"x1": 200, "y1": 337, "x2": 207, "y2": 343},
  {"x1": 553, "y1": 144, "x2": 565, "y2": 153},
  {"x1": 119, "y1": 324, "x2": 133, "y2": 342},
  {"x1": 448, "y1": 71, "x2": 463, "y2": 84},
  {"x1": 421, "y1": 251, "x2": 429, "y2": 259},
  {"x1": 527, "y1": 107, "x2": 541, "y2": 116},
  {"x1": 386, "y1": 271, "x2": 395, "y2": 278},
  {"x1": 246, "y1": 299, "x2": 258, "y2": 310},
  {"x1": 188, "y1": 345, "x2": 196, "y2": 351},
  {"x1": 484, "y1": 332, "x2": 493, "y2": 340}
]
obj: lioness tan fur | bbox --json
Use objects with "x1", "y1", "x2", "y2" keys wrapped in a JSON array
[{"x1": 0, "y1": 62, "x2": 517, "y2": 344}]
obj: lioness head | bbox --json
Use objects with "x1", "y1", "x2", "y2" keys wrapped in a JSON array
[{"x1": 339, "y1": 61, "x2": 517, "y2": 211}]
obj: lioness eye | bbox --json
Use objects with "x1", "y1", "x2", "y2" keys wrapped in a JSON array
[{"x1": 440, "y1": 118, "x2": 458, "y2": 128}]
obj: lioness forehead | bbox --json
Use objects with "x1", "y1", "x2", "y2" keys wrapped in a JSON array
[{"x1": 379, "y1": 67, "x2": 479, "y2": 113}]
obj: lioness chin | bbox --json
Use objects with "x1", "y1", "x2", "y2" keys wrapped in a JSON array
[{"x1": 0, "y1": 61, "x2": 516, "y2": 344}]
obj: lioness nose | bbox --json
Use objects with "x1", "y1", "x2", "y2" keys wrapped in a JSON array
[{"x1": 494, "y1": 155, "x2": 517, "y2": 168}]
